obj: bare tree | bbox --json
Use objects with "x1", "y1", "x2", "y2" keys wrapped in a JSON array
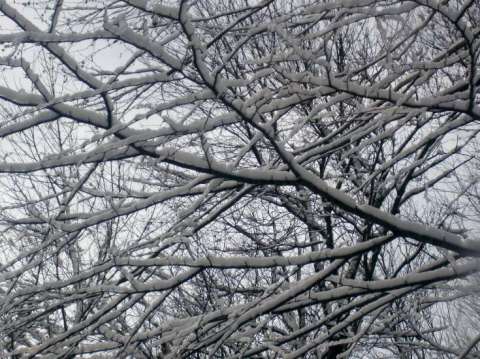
[{"x1": 0, "y1": 0, "x2": 479, "y2": 357}]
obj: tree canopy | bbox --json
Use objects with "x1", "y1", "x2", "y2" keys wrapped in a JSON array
[{"x1": 0, "y1": 0, "x2": 479, "y2": 357}]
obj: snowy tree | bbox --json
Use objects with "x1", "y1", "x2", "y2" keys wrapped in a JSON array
[{"x1": 0, "y1": 0, "x2": 479, "y2": 357}]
